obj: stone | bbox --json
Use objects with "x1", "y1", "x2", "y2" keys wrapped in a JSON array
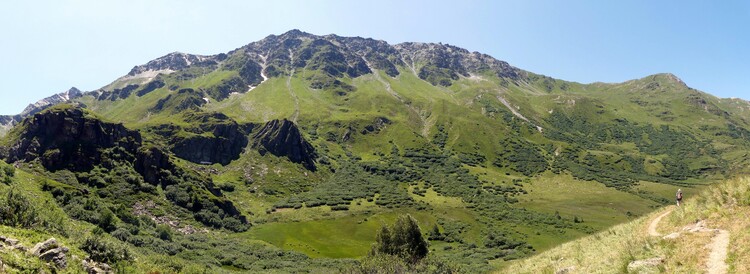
[
  {"x1": 627, "y1": 257, "x2": 665, "y2": 272},
  {"x1": 83, "y1": 257, "x2": 113, "y2": 274},
  {"x1": 0, "y1": 235, "x2": 19, "y2": 246},
  {"x1": 39, "y1": 247, "x2": 68, "y2": 268},
  {"x1": 555, "y1": 266, "x2": 576, "y2": 274},
  {"x1": 30, "y1": 238, "x2": 58, "y2": 256}
]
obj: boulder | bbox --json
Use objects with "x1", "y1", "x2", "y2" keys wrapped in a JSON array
[
  {"x1": 29, "y1": 238, "x2": 59, "y2": 256},
  {"x1": 39, "y1": 246, "x2": 69, "y2": 268},
  {"x1": 30, "y1": 238, "x2": 68, "y2": 268},
  {"x1": 0, "y1": 235, "x2": 19, "y2": 246},
  {"x1": 627, "y1": 257, "x2": 664, "y2": 272}
]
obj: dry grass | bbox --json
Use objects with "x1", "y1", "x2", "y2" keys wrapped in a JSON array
[{"x1": 500, "y1": 177, "x2": 750, "y2": 274}]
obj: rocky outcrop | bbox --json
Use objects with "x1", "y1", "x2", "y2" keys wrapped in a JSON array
[
  {"x1": 151, "y1": 88, "x2": 207, "y2": 114},
  {"x1": 127, "y1": 52, "x2": 218, "y2": 77},
  {"x1": 5, "y1": 106, "x2": 142, "y2": 172},
  {"x1": 361, "y1": 117, "x2": 392, "y2": 135},
  {"x1": 134, "y1": 146, "x2": 173, "y2": 186},
  {"x1": 146, "y1": 112, "x2": 250, "y2": 166},
  {"x1": 252, "y1": 119, "x2": 316, "y2": 170},
  {"x1": 29, "y1": 238, "x2": 69, "y2": 269},
  {"x1": 83, "y1": 257, "x2": 113, "y2": 274},
  {"x1": 97, "y1": 84, "x2": 139, "y2": 101},
  {"x1": 136, "y1": 78, "x2": 166, "y2": 97},
  {"x1": 396, "y1": 42, "x2": 525, "y2": 86}
]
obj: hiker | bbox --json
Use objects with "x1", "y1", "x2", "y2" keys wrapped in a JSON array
[{"x1": 676, "y1": 189, "x2": 683, "y2": 207}]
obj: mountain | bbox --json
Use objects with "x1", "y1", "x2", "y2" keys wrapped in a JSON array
[
  {"x1": 0, "y1": 30, "x2": 749, "y2": 273},
  {"x1": 0, "y1": 87, "x2": 82, "y2": 135}
]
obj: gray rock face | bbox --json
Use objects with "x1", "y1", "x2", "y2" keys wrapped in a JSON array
[
  {"x1": 20, "y1": 87, "x2": 83, "y2": 117},
  {"x1": 5, "y1": 107, "x2": 142, "y2": 172},
  {"x1": 233, "y1": 29, "x2": 526, "y2": 88},
  {"x1": 39, "y1": 246, "x2": 69, "y2": 268},
  {"x1": 127, "y1": 52, "x2": 218, "y2": 76},
  {"x1": 252, "y1": 119, "x2": 316, "y2": 171},
  {"x1": 148, "y1": 112, "x2": 250, "y2": 166}
]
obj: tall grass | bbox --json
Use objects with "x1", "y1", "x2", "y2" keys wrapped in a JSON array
[{"x1": 502, "y1": 177, "x2": 750, "y2": 273}]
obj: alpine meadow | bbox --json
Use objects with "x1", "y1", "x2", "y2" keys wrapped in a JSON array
[{"x1": 0, "y1": 29, "x2": 749, "y2": 273}]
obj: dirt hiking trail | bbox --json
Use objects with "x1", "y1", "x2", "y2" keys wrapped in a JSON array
[{"x1": 646, "y1": 206, "x2": 729, "y2": 274}]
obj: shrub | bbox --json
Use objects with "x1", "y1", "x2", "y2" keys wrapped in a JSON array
[
  {"x1": 157, "y1": 225, "x2": 172, "y2": 241},
  {"x1": 98, "y1": 208, "x2": 118, "y2": 232},
  {"x1": 0, "y1": 188, "x2": 40, "y2": 228},
  {"x1": 81, "y1": 237, "x2": 132, "y2": 264},
  {"x1": 2, "y1": 163, "x2": 15, "y2": 178}
]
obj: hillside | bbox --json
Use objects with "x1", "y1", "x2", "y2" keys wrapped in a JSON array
[
  {"x1": 502, "y1": 176, "x2": 750, "y2": 273},
  {"x1": 0, "y1": 30, "x2": 749, "y2": 272}
]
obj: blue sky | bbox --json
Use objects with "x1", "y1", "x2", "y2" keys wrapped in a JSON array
[{"x1": 1, "y1": 0, "x2": 748, "y2": 115}]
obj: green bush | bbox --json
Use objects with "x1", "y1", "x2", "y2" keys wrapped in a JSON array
[
  {"x1": 156, "y1": 225, "x2": 172, "y2": 241},
  {"x1": 0, "y1": 189, "x2": 40, "y2": 228},
  {"x1": 81, "y1": 237, "x2": 132, "y2": 264}
]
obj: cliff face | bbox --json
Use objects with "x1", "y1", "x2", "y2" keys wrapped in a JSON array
[
  {"x1": 1, "y1": 106, "x2": 248, "y2": 231},
  {"x1": 252, "y1": 119, "x2": 316, "y2": 170},
  {"x1": 5, "y1": 107, "x2": 142, "y2": 172},
  {"x1": 147, "y1": 112, "x2": 250, "y2": 166}
]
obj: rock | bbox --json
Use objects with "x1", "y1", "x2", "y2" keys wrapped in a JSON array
[
  {"x1": 555, "y1": 266, "x2": 575, "y2": 274},
  {"x1": 360, "y1": 117, "x2": 391, "y2": 135},
  {"x1": 39, "y1": 246, "x2": 69, "y2": 268},
  {"x1": 30, "y1": 238, "x2": 59, "y2": 256},
  {"x1": 0, "y1": 235, "x2": 19, "y2": 246},
  {"x1": 252, "y1": 119, "x2": 317, "y2": 171},
  {"x1": 663, "y1": 232, "x2": 681, "y2": 239},
  {"x1": 150, "y1": 88, "x2": 207, "y2": 113},
  {"x1": 627, "y1": 257, "x2": 664, "y2": 272},
  {"x1": 29, "y1": 238, "x2": 68, "y2": 268},
  {"x1": 168, "y1": 112, "x2": 249, "y2": 165},
  {"x1": 127, "y1": 52, "x2": 217, "y2": 77},
  {"x1": 4, "y1": 106, "x2": 142, "y2": 172},
  {"x1": 83, "y1": 257, "x2": 113, "y2": 274},
  {"x1": 134, "y1": 146, "x2": 174, "y2": 186}
]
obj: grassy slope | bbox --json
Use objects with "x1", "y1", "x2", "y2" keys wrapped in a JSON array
[{"x1": 502, "y1": 176, "x2": 750, "y2": 273}]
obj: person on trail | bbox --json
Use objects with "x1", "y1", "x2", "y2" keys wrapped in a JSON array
[{"x1": 676, "y1": 189, "x2": 683, "y2": 207}]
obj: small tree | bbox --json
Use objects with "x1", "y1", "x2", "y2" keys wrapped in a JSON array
[{"x1": 370, "y1": 214, "x2": 429, "y2": 263}]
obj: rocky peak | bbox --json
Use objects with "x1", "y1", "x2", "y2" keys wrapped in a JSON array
[
  {"x1": 19, "y1": 87, "x2": 83, "y2": 117},
  {"x1": 127, "y1": 52, "x2": 217, "y2": 77},
  {"x1": 396, "y1": 42, "x2": 525, "y2": 85},
  {"x1": 252, "y1": 119, "x2": 316, "y2": 171},
  {"x1": 648, "y1": 73, "x2": 687, "y2": 87}
]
